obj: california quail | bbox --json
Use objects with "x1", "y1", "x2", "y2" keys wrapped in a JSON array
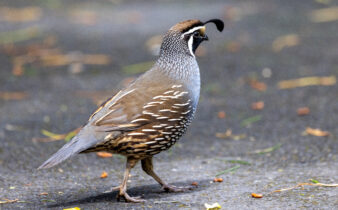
[{"x1": 39, "y1": 19, "x2": 224, "y2": 202}]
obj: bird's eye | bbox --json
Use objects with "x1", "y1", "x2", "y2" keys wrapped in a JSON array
[{"x1": 193, "y1": 31, "x2": 200, "y2": 37}]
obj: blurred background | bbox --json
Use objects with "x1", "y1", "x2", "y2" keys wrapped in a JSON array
[{"x1": 0, "y1": 0, "x2": 337, "y2": 209}]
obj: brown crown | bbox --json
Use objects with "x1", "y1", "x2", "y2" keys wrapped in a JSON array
[{"x1": 169, "y1": 19, "x2": 204, "y2": 33}]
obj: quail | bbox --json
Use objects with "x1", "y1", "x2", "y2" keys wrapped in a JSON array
[{"x1": 39, "y1": 19, "x2": 224, "y2": 202}]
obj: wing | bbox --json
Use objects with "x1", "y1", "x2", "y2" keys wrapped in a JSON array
[{"x1": 87, "y1": 68, "x2": 178, "y2": 134}]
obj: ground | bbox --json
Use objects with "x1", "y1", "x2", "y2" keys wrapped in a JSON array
[{"x1": 0, "y1": 0, "x2": 337, "y2": 209}]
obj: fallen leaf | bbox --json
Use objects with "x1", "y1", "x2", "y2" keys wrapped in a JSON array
[
  {"x1": 216, "y1": 165, "x2": 240, "y2": 177},
  {"x1": 297, "y1": 107, "x2": 310, "y2": 116},
  {"x1": 251, "y1": 143, "x2": 282, "y2": 154},
  {"x1": 217, "y1": 111, "x2": 226, "y2": 119},
  {"x1": 241, "y1": 115, "x2": 261, "y2": 127},
  {"x1": 218, "y1": 159, "x2": 251, "y2": 165},
  {"x1": 251, "y1": 193, "x2": 263, "y2": 198},
  {"x1": 39, "y1": 192, "x2": 48, "y2": 196},
  {"x1": 191, "y1": 182, "x2": 198, "y2": 186},
  {"x1": 309, "y1": 6, "x2": 338, "y2": 23},
  {"x1": 0, "y1": 7, "x2": 42, "y2": 22},
  {"x1": 96, "y1": 152, "x2": 113, "y2": 158},
  {"x1": 314, "y1": 0, "x2": 332, "y2": 5},
  {"x1": 272, "y1": 34, "x2": 300, "y2": 52},
  {"x1": 204, "y1": 202, "x2": 221, "y2": 210},
  {"x1": 70, "y1": 9, "x2": 97, "y2": 25},
  {"x1": 100, "y1": 171, "x2": 108, "y2": 178},
  {"x1": 0, "y1": 26, "x2": 41, "y2": 45},
  {"x1": 310, "y1": 179, "x2": 319, "y2": 184},
  {"x1": 251, "y1": 101, "x2": 264, "y2": 110},
  {"x1": 0, "y1": 199, "x2": 18, "y2": 204},
  {"x1": 249, "y1": 79, "x2": 267, "y2": 91},
  {"x1": 0, "y1": 91, "x2": 29, "y2": 100},
  {"x1": 32, "y1": 128, "x2": 80, "y2": 142},
  {"x1": 213, "y1": 178, "x2": 223, "y2": 182},
  {"x1": 215, "y1": 129, "x2": 246, "y2": 140},
  {"x1": 63, "y1": 207, "x2": 81, "y2": 210},
  {"x1": 305, "y1": 127, "x2": 330, "y2": 137},
  {"x1": 278, "y1": 76, "x2": 336, "y2": 89},
  {"x1": 273, "y1": 182, "x2": 338, "y2": 193},
  {"x1": 82, "y1": 54, "x2": 110, "y2": 65}
]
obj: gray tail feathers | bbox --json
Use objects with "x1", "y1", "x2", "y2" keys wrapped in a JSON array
[
  {"x1": 38, "y1": 138, "x2": 80, "y2": 169},
  {"x1": 38, "y1": 127, "x2": 99, "y2": 169}
]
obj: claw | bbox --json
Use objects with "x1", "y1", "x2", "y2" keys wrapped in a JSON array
[{"x1": 117, "y1": 191, "x2": 146, "y2": 203}]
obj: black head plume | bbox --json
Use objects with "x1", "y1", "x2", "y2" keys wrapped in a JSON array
[{"x1": 203, "y1": 19, "x2": 224, "y2": 32}]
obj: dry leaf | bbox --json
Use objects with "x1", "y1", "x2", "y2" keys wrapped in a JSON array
[
  {"x1": 96, "y1": 152, "x2": 113, "y2": 158},
  {"x1": 63, "y1": 207, "x2": 81, "y2": 210},
  {"x1": 216, "y1": 129, "x2": 246, "y2": 140},
  {"x1": 191, "y1": 182, "x2": 198, "y2": 186},
  {"x1": 273, "y1": 182, "x2": 338, "y2": 193},
  {"x1": 251, "y1": 193, "x2": 263, "y2": 198},
  {"x1": 249, "y1": 79, "x2": 267, "y2": 91},
  {"x1": 309, "y1": 7, "x2": 338, "y2": 23},
  {"x1": 213, "y1": 178, "x2": 223, "y2": 182},
  {"x1": 278, "y1": 76, "x2": 336, "y2": 89},
  {"x1": 100, "y1": 171, "x2": 108, "y2": 178},
  {"x1": 216, "y1": 129, "x2": 232, "y2": 138},
  {"x1": 204, "y1": 202, "x2": 221, "y2": 210},
  {"x1": 272, "y1": 34, "x2": 299, "y2": 52},
  {"x1": 251, "y1": 101, "x2": 264, "y2": 110},
  {"x1": 217, "y1": 111, "x2": 226, "y2": 119},
  {"x1": 305, "y1": 127, "x2": 330, "y2": 137},
  {"x1": 39, "y1": 192, "x2": 48, "y2": 196},
  {"x1": 0, "y1": 199, "x2": 18, "y2": 204},
  {"x1": 0, "y1": 7, "x2": 42, "y2": 22},
  {"x1": 70, "y1": 10, "x2": 97, "y2": 25},
  {"x1": 297, "y1": 107, "x2": 310, "y2": 116},
  {"x1": 0, "y1": 91, "x2": 28, "y2": 100}
]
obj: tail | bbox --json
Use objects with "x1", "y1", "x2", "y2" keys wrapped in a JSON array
[{"x1": 38, "y1": 126, "x2": 100, "y2": 169}]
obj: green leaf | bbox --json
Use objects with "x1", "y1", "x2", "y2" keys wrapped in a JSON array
[
  {"x1": 252, "y1": 143, "x2": 282, "y2": 155},
  {"x1": 64, "y1": 130, "x2": 78, "y2": 142},
  {"x1": 216, "y1": 165, "x2": 240, "y2": 177},
  {"x1": 310, "y1": 179, "x2": 319, "y2": 184},
  {"x1": 241, "y1": 115, "x2": 261, "y2": 127}
]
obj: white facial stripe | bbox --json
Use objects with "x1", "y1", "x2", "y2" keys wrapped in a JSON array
[
  {"x1": 181, "y1": 26, "x2": 204, "y2": 38},
  {"x1": 187, "y1": 35, "x2": 194, "y2": 57}
]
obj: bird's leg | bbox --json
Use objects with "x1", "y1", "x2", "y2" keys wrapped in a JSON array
[
  {"x1": 115, "y1": 157, "x2": 145, "y2": 203},
  {"x1": 141, "y1": 157, "x2": 192, "y2": 192}
]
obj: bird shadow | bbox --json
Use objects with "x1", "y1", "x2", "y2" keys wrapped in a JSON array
[{"x1": 46, "y1": 179, "x2": 210, "y2": 208}]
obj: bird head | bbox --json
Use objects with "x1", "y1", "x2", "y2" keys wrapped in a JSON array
[{"x1": 160, "y1": 19, "x2": 224, "y2": 57}]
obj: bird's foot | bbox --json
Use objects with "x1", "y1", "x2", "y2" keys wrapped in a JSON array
[
  {"x1": 162, "y1": 184, "x2": 193, "y2": 192},
  {"x1": 116, "y1": 190, "x2": 146, "y2": 203}
]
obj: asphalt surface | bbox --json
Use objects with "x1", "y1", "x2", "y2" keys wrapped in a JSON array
[{"x1": 0, "y1": 0, "x2": 337, "y2": 209}]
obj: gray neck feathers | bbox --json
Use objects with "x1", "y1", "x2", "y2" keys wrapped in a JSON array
[{"x1": 155, "y1": 31, "x2": 200, "y2": 81}]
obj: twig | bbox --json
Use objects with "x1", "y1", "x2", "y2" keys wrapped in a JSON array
[{"x1": 272, "y1": 182, "x2": 338, "y2": 193}]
